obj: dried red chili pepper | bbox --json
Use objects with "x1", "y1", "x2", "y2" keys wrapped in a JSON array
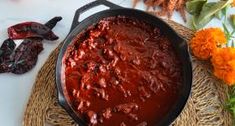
[
  {"x1": 0, "y1": 16, "x2": 62, "y2": 74},
  {"x1": 10, "y1": 38, "x2": 43, "y2": 74},
  {"x1": 0, "y1": 38, "x2": 16, "y2": 63},
  {"x1": 0, "y1": 62, "x2": 11, "y2": 73},
  {"x1": 45, "y1": 16, "x2": 62, "y2": 29},
  {"x1": 10, "y1": 16, "x2": 62, "y2": 74},
  {"x1": 8, "y1": 21, "x2": 59, "y2": 40},
  {"x1": 0, "y1": 39, "x2": 16, "y2": 73}
]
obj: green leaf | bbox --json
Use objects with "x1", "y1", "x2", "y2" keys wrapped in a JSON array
[
  {"x1": 193, "y1": 0, "x2": 233, "y2": 29},
  {"x1": 193, "y1": 2, "x2": 217, "y2": 29},
  {"x1": 231, "y1": 30, "x2": 235, "y2": 36},
  {"x1": 222, "y1": 22, "x2": 234, "y2": 44},
  {"x1": 215, "y1": 10, "x2": 223, "y2": 20},
  {"x1": 192, "y1": 18, "x2": 197, "y2": 30},
  {"x1": 222, "y1": 4, "x2": 230, "y2": 22},
  {"x1": 229, "y1": 97, "x2": 235, "y2": 104},
  {"x1": 232, "y1": 107, "x2": 235, "y2": 115},
  {"x1": 226, "y1": 86, "x2": 235, "y2": 118},
  {"x1": 232, "y1": 41, "x2": 235, "y2": 47},
  {"x1": 223, "y1": 23, "x2": 230, "y2": 35},
  {"x1": 186, "y1": 0, "x2": 207, "y2": 15},
  {"x1": 192, "y1": 14, "x2": 214, "y2": 30},
  {"x1": 222, "y1": 4, "x2": 231, "y2": 22},
  {"x1": 230, "y1": 15, "x2": 235, "y2": 28},
  {"x1": 222, "y1": 5, "x2": 228, "y2": 16}
]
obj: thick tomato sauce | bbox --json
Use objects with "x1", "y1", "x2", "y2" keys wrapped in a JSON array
[{"x1": 63, "y1": 16, "x2": 182, "y2": 126}]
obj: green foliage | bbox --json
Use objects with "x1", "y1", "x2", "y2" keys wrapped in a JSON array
[
  {"x1": 215, "y1": 10, "x2": 223, "y2": 19},
  {"x1": 186, "y1": 0, "x2": 233, "y2": 30},
  {"x1": 231, "y1": 15, "x2": 235, "y2": 28},
  {"x1": 227, "y1": 86, "x2": 235, "y2": 118},
  {"x1": 186, "y1": 0, "x2": 207, "y2": 15}
]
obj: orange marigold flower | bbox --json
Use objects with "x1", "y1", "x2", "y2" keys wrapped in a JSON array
[
  {"x1": 211, "y1": 48, "x2": 235, "y2": 85},
  {"x1": 210, "y1": 28, "x2": 227, "y2": 44},
  {"x1": 232, "y1": 0, "x2": 235, "y2": 7},
  {"x1": 190, "y1": 28, "x2": 227, "y2": 60}
]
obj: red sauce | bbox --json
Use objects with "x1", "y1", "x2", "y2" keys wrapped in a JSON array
[{"x1": 63, "y1": 16, "x2": 182, "y2": 126}]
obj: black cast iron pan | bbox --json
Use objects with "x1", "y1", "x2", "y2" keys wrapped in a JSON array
[{"x1": 56, "y1": 0, "x2": 192, "y2": 126}]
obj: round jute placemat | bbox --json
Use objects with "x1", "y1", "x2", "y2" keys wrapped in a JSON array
[{"x1": 23, "y1": 19, "x2": 233, "y2": 126}]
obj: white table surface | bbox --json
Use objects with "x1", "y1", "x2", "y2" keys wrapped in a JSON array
[{"x1": 0, "y1": 0, "x2": 234, "y2": 126}]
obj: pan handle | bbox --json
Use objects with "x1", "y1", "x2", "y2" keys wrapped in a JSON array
[{"x1": 70, "y1": 0, "x2": 122, "y2": 32}]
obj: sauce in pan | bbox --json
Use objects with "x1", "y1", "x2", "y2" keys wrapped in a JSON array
[{"x1": 63, "y1": 16, "x2": 182, "y2": 126}]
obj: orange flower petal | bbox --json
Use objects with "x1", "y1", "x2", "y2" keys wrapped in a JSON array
[
  {"x1": 190, "y1": 28, "x2": 226, "y2": 60},
  {"x1": 211, "y1": 48, "x2": 235, "y2": 85},
  {"x1": 232, "y1": 0, "x2": 235, "y2": 7}
]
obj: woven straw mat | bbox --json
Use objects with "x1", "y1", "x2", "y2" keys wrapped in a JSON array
[{"x1": 22, "y1": 19, "x2": 233, "y2": 126}]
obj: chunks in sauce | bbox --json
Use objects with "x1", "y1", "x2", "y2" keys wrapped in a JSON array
[{"x1": 63, "y1": 16, "x2": 182, "y2": 126}]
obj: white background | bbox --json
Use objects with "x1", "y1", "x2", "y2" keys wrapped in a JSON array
[{"x1": 0, "y1": 0, "x2": 234, "y2": 126}]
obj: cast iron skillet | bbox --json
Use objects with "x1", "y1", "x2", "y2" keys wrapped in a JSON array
[{"x1": 56, "y1": 0, "x2": 192, "y2": 126}]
